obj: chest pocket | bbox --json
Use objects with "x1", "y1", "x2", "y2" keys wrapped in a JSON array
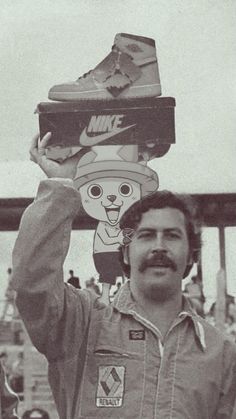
[{"x1": 78, "y1": 322, "x2": 145, "y2": 419}]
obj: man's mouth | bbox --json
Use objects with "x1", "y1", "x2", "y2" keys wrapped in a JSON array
[
  {"x1": 146, "y1": 263, "x2": 172, "y2": 272},
  {"x1": 105, "y1": 205, "x2": 121, "y2": 224},
  {"x1": 148, "y1": 263, "x2": 170, "y2": 268}
]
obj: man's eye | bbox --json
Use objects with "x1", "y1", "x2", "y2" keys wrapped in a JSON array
[
  {"x1": 137, "y1": 232, "x2": 152, "y2": 239},
  {"x1": 165, "y1": 232, "x2": 181, "y2": 239}
]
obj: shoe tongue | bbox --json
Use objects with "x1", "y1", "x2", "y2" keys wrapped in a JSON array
[
  {"x1": 115, "y1": 33, "x2": 154, "y2": 60},
  {"x1": 116, "y1": 33, "x2": 155, "y2": 47}
]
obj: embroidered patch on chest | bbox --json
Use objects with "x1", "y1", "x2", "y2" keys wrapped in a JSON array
[
  {"x1": 129, "y1": 330, "x2": 145, "y2": 340},
  {"x1": 96, "y1": 365, "x2": 125, "y2": 407}
]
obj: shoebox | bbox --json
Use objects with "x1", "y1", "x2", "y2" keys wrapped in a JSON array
[{"x1": 36, "y1": 97, "x2": 175, "y2": 159}]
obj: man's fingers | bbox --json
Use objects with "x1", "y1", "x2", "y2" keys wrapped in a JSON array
[
  {"x1": 39, "y1": 132, "x2": 52, "y2": 149},
  {"x1": 30, "y1": 133, "x2": 40, "y2": 150},
  {"x1": 29, "y1": 133, "x2": 40, "y2": 162},
  {"x1": 29, "y1": 132, "x2": 52, "y2": 163}
]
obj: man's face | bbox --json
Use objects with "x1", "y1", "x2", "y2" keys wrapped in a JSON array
[{"x1": 124, "y1": 207, "x2": 192, "y2": 301}]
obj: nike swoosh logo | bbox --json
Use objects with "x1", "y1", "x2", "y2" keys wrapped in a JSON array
[{"x1": 80, "y1": 124, "x2": 136, "y2": 146}]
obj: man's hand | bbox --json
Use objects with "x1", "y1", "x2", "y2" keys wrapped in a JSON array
[
  {"x1": 118, "y1": 230, "x2": 125, "y2": 245},
  {"x1": 30, "y1": 133, "x2": 80, "y2": 179}
]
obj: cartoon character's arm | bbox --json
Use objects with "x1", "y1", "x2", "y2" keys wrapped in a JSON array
[{"x1": 96, "y1": 222, "x2": 124, "y2": 245}]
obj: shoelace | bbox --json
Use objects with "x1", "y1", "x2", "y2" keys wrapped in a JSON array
[
  {"x1": 78, "y1": 69, "x2": 93, "y2": 80},
  {"x1": 78, "y1": 45, "x2": 131, "y2": 80}
]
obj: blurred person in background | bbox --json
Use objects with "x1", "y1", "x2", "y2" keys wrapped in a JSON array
[
  {"x1": 0, "y1": 360, "x2": 18, "y2": 418},
  {"x1": 9, "y1": 352, "x2": 24, "y2": 397},
  {"x1": 66, "y1": 270, "x2": 81, "y2": 289},
  {"x1": 22, "y1": 408, "x2": 50, "y2": 419},
  {"x1": 183, "y1": 274, "x2": 205, "y2": 316},
  {"x1": 1, "y1": 269, "x2": 17, "y2": 322},
  {"x1": 85, "y1": 277, "x2": 101, "y2": 296}
]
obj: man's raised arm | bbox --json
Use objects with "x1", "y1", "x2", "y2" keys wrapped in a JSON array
[{"x1": 11, "y1": 133, "x2": 92, "y2": 360}]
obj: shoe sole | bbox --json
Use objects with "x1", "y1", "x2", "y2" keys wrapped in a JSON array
[{"x1": 49, "y1": 83, "x2": 162, "y2": 101}]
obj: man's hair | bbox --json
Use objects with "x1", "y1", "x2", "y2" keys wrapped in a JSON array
[{"x1": 119, "y1": 190, "x2": 201, "y2": 279}]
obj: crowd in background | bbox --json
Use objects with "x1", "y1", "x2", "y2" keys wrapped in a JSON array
[
  {"x1": 66, "y1": 269, "x2": 122, "y2": 300},
  {"x1": 2, "y1": 267, "x2": 236, "y2": 341},
  {"x1": 2, "y1": 266, "x2": 236, "y2": 341}
]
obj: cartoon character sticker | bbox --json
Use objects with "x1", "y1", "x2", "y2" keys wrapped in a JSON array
[
  {"x1": 79, "y1": 177, "x2": 141, "y2": 299},
  {"x1": 74, "y1": 144, "x2": 159, "y2": 303}
]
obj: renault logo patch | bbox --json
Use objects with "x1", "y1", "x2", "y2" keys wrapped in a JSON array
[
  {"x1": 129, "y1": 330, "x2": 145, "y2": 340},
  {"x1": 96, "y1": 366, "x2": 125, "y2": 407}
]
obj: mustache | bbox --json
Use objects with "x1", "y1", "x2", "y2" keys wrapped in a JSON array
[{"x1": 138, "y1": 252, "x2": 177, "y2": 273}]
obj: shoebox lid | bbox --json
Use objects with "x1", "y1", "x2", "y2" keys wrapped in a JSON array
[{"x1": 36, "y1": 96, "x2": 175, "y2": 114}]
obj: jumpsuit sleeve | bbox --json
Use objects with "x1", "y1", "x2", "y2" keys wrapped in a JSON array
[
  {"x1": 215, "y1": 339, "x2": 236, "y2": 419},
  {"x1": 11, "y1": 179, "x2": 94, "y2": 361}
]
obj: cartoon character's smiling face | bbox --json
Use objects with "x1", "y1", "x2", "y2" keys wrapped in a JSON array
[{"x1": 80, "y1": 177, "x2": 141, "y2": 225}]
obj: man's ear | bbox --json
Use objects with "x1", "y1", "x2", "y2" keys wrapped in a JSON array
[
  {"x1": 183, "y1": 252, "x2": 194, "y2": 279},
  {"x1": 122, "y1": 245, "x2": 130, "y2": 265},
  {"x1": 187, "y1": 251, "x2": 194, "y2": 266}
]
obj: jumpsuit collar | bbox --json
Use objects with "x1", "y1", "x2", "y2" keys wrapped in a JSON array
[{"x1": 112, "y1": 281, "x2": 206, "y2": 351}]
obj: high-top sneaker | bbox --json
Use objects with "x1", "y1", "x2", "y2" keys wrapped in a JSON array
[{"x1": 48, "y1": 33, "x2": 161, "y2": 101}]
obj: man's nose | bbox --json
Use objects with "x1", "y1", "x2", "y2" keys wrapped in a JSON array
[
  {"x1": 151, "y1": 233, "x2": 166, "y2": 252},
  {"x1": 107, "y1": 195, "x2": 116, "y2": 203}
]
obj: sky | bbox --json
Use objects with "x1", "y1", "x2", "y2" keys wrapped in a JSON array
[
  {"x1": 0, "y1": 0, "x2": 235, "y2": 195},
  {"x1": 0, "y1": 0, "x2": 236, "y2": 306}
]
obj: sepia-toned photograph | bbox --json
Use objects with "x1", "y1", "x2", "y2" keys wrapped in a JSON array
[{"x1": 0, "y1": 1, "x2": 236, "y2": 418}]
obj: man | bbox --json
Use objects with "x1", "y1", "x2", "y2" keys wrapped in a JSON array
[
  {"x1": 9, "y1": 352, "x2": 24, "y2": 396},
  {"x1": 1, "y1": 268, "x2": 17, "y2": 321},
  {"x1": 22, "y1": 408, "x2": 49, "y2": 419},
  {"x1": 0, "y1": 361, "x2": 19, "y2": 419},
  {"x1": 184, "y1": 274, "x2": 205, "y2": 315},
  {"x1": 67, "y1": 270, "x2": 81, "y2": 289},
  {"x1": 85, "y1": 277, "x2": 101, "y2": 296},
  {"x1": 12, "y1": 133, "x2": 236, "y2": 419}
]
